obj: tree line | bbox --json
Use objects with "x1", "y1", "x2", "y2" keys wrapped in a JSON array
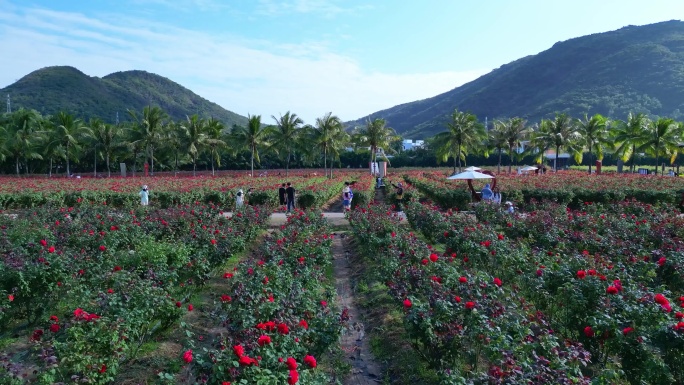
[
  {"x1": 433, "y1": 110, "x2": 683, "y2": 175},
  {"x1": 1, "y1": 105, "x2": 680, "y2": 176}
]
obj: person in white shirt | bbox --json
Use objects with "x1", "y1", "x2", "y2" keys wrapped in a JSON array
[{"x1": 139, "y1": 185, "x2": 149, "y2": 206}]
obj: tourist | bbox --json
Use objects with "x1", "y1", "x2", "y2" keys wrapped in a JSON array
[
  {"x1": 285, "y1": 182, "x2": 296, "y2": 213},
  {"x1": 505, "y1": 201, "x2": 515, "y2": 214},
  {"x1": 235, "y1": 189, "x2": 245, "y2": 209},
  {"x1": 342, "y1": 182, "x2": 352, "y2": 211},
  {"x1": 278, "y1": 183, "x2": 286, "y2": 207},
  {"x1": 481, "y1": 183, "x2": 493, "y2": 201},
  {"x1": 139, "y1": 185, "x2": 149, "y2": 206}
]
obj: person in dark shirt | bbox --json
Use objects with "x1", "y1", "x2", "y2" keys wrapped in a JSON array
[
  {"x1": 278, "y1": 183, "x2": 286, "y2": 206},
  {"x1": 285, "y1": 182, "x2": 296, "y2": 213},
  {"x1": 390, "y1": 181, "x2": 404, "y2": 212}
]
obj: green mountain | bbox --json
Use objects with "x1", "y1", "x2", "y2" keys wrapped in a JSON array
[
  {"x1": 349, "y1": 20, "x2": 684, "y2": 139},
  {"x1": 1, "y1": 66, "x2": 248, "y2": 127}
]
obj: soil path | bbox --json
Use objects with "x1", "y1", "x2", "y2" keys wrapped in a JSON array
[{"x1": 332, "y1": 233, "x2": 383, "y2": 384}]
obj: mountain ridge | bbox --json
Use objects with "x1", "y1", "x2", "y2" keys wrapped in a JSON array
[
  {"x1": 348, "y1": 20, "x2": 684, "y2": 138},
  {"x1": 1, "y1": 66, "x2": 248, "y2": 127}
]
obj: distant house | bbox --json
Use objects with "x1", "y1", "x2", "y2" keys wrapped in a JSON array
[
  {"x1": 402, "y1": 139, "x2": 425, "y2": 151},
  {"x1": 544, "y1": 150, "x2": 571, "y2": 169}
]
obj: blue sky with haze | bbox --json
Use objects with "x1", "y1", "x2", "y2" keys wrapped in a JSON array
[{"x1": 0, "y1": 0, "x2": 682, "y2": 123}]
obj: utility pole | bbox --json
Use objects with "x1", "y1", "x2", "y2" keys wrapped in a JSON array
[
  {"x1": 115, "y1": 112, "x2": 119, "y2": 125},
  {"x1": 6, "y1": 94, "x2": 10, "y2": 114}
]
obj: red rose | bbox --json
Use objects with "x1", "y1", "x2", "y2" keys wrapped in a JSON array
[
  {"x1": 233, "y1": 345, "x2": 245, "y2": 357},
  {"x1": 113, "y1": 266, "x2": 122, "y2": 272},
  {"x1": 454, "y1": 296, "x2": 461, "y2": 303},
  {"x1": 676, "y1": 312, "x2": 684, "y2": 319},
  {"x1": 211, "y1": 239, "x2": 217, "y2": 245},
  {"x1": 298, "y1": 319, "x2": 309, "y2": 329},
  {"x1": 658, "y1": 257, "x2": 666, "y2": 266},
  {"x1": 222, "y1": 382, "x2": 231, "y2": 385},
  {"x1": 576, "y1": 270, "x2": 586, "y2": 279},
  {"x1": 8, "y1": 294, "x2": 14, "y2": 302},
  {"x1": 40, "y1": 239, "x2": 47, "y2": 246},
  {"x1": 221, "y1": 295, "x2": 231, "y2": 303},
  {"x1": 287, "y1": 369, "x2": 299, "y2": 384},
  {"x1": 223, "y1": 272, "x2": 233, "y2": 278},
  {"x1": 48, "y1": 246, "x2": 55, "y2": 253},
  {"x1": 459, "y1": 276, "x2": 467, "y2": 283},
  {"x1": 465, "y1": 301, "x2": 475, "y2": 309},
  {"x1": 421, "y1": 259, "x2": 428, "y2": 265},
  {"x1": 238, "y1": 355, "x2": 254, "y2": 366},
  {"x1": 187, "y1": 304, "x2": 194, "y2": 311},
  {"x1": 258, "y1": 335, "x2": 271, "y2": 346},
  {"x1": 176, "y1": 301, "x2": 182, "y2": 308},
  {"x1": 403, "y1": 299, "x2": 412, "y2": 309},
  {"x1": 584, "y1": 326, "x2": 594, "y2": 337},
  {"x1": 277, "y1": 323, "x2": 289, "y2": 335},
  {"x1": 182, "y1": 350, "x2": 193, "y2": 363},
  {"x1": 606, "y1": 286, "x2": 618, "y2": 295},
  {"x1": 99, "y1": 364, "x2": 106, "y2": 373},
  {"x1": 49, "y1": 324, "x2": 60, "y2": 333},
  {"x1": 622, "y1": 327, "x2": 634, "y2": 335},
  {"x1": 99, "y1": 245, "x2": 106, "y2": 252},
  {"x1": 429, "y1": 253, "x2": 438, "y2": 262},
  {"x1": 493, "y1": 278, "x2": 502, "y2": 287},
  {"x1": 303, "y1": 354, "x2": 317, "y2": 368},
  {"x1": 286, "y1": 357, "x2": 297, "y2": 370},
  {"x1": 50, "y1": 315, "x2": 58, "y2": 322}
]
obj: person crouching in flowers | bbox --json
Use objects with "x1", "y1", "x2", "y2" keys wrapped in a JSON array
[{"x1": 139, "y1": 185, "x2": 149, "y2": 206}]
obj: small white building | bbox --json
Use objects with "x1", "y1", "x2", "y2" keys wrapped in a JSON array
[{"x1": 402, "y1": 139, "x2": 425, "y2": 151}]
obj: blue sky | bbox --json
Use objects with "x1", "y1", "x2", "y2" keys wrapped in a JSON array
[{"x1": 0, "y1": 0, "x2": 682, "y2": 124}]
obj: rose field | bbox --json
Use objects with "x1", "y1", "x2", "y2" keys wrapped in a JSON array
[{"x1": 1, "y1": 170, "x2": 684, "y2": 384}]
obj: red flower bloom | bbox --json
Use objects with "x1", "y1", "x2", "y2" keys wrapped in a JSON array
[
  {"x1": 497, "y1": 234, "x2": 504, "y2": 240},
  {"x1": 298, "y1": 319, "x2": 309, "y2": 329},
  {"x1": 222, "y1": 382, "x2": 231, "y2": 385},
  {"x1": 493, "y1": 278, "x2": 502, "y2": 287},
  {"x1": 176, "y1": 301, "x2": 182, "y2": 308},
  {"x1": 320, "y1": 300, "x2": 327, "y2": 307},
  {"x1": 8, "y1": 294, "x2": 14, "y2": 302},
  {"x1": 459, "y1": 276, "x2": 467, "y2": 283},
  {"x1": 99, "y1": 364, "x2": 107, "y2": 373},
  {"x1": 421, "y1": 259, "x2": 428, "y2": 265},
  {"x1": 584, "y1": 326, "x2": 594, "y2": 337},
  {"x1": 391, "y1": 232, "x2": 396, "y2": 238},
  {"x1": 233, "y1": 345, "x2": 245, "y2": 357},
  {"x1": 239, "y1": 355, "x2": 255, "y2": 366},
  {"x1": 303, "y1": 354, "x2": 317, "y2": 368},
  {"x1": 285, "y1": 357, "x2": 298, "y2": 370},
  {"x1": 429, "y1": 253, "x2": 438, "y2": 262},
  {"x1": 287, "y1": 369, "x2": 299, "y2": 384},
  {"x1": 658, "y1": 257, "x2": 666, "y2": 266},
  {"x1": 187, "y1": 304, "x2": 194, "y2": 311},
  {"x1": 40, "y1": 239, "x2": 47, "y2": 247},
  {"x1": 258, "y1": 335, "x2": 271, "y2": 346},
  {"x1": 220, "y1": 294, "x2": 231, "y2": 303},
  {"x1": 403, "y1": 299, "x2": 412, "y2": 309},
  {"x1": 465, "y1": 301, "x2": 475, "y2": 309},
  {"x1": 50, "y1": 315, "x2": 58, "y2": 322},
  {"x1": 211, "y1": 239, "x2": 217, "y2": 245},
  {"x1": 454, "y1": 296, "x2": 461, "y2": 303},
  {"x1": 99, "y1": 245, "x2": 106, "y2": 252},
  {"x1": 48, "y1": 246, "x2": 55, "y2": 253},
  {"x1": 576, "y1": 270, "x2": 586, "y2": 279},
  {"x1": 277, "y1": 323, "x2": 290, "y2": 335},
  {"x1": 49, "y1": 324, "x2": 60, "y2": 333},
  {"x1": 113, "y1": 266, "x2": 122, "y2": 272},
  {"x1": 676, "y1": 312, "x2": 684, "y2": 319},
  {"x1": 107, "y1": 288, "x2": 114, "y2": 294},
  {"x1": 606, "y1": 286, "x2": 619, "y2": 295},
  {"x1": 622, "y1": 327, "x2": 634, "y2": 335},
  {"x1": 223, "y1": 272, "x2": 233, "y2": 279},
  {"x1": 182, "y1": 350, "x2": 193, "y2": 363}
]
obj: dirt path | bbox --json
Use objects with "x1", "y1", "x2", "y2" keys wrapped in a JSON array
[{"x1": 332, "y1": 233, "x2": 383, "y2": 385}]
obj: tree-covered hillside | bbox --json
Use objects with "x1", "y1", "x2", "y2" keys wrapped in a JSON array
[
  {"x1": 1, "y1": 66, "x2": 247, "y2": 127},
  {"x1": 349, "y1": 20, "x2": 684, "y2": 138}
]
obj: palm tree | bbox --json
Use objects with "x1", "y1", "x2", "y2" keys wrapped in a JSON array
[
  {"x1": 4, "y1": 109, "x2": 44, "y2": 174},
  {"x1": 489, "y1": 121, "x2": 508, "y2": 174},
  {"x1": 612, "y1": 113, "x2": 650, "y2": 173},
  {"x1": 232, "y1": 114, "x2": 271, "y2": 177},
  {"x1": 90, "y1": 118, "x2": 123, "y2": 177},
  {"x1": 576, "y1": 114, "x2": 610, "y2": 174},
  {"x1": 270, "y1": 111, "x2": 303, "y2": 176},
  {"x1": 39, "y1": 118, "x2": 65, "y2": 177},
  {"x1": 433, "y1": 109, "x2": 486, "y2": 173},
  {"x1": 181, "y1": 115, "x2": 209, "y2": 176},
  {"x1": 640, "y1": 118, "x2": 680, "y2": 175},
  {"x1": 128, "y1": 106, "x2": 167, "y2": 175},
  {"x1": 502, "y1": 117, "x2": 530, "y2": 173},
  {"x1": 309, "y1": 112, "x2": 346, "y2": 178},
  {"x1": 53, "y1": 111, "x2": 92, "y2": 177},
  {"x1": 355, "y1": 118, "x2": 398, "y2": 170},
  {"x1": 205, "y1": 117, "x2": 227, "y2": 176},
  {"x1": 531, "y1": 113, "x2": 582, "y2": 172}
]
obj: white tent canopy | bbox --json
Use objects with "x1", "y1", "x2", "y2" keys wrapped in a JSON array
[
  {"x1": 520, "y1": 166, "x2": 538, "y2": 171},
  {"x1": 463, "y1": 166, "x2": 482, "y2": 171},
  {"x1": 447, "y1": 170, "x2": 495, "y2": 180}
]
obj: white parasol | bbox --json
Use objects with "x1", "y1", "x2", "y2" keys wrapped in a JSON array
[
  {"x1": 520, "y1": 166, "x2": 538, "y2": 171},
  {"x1": 447, "y1": 170, "x2": 495, "y2": 180},
  {"x1": 463, "y1": 166, "x2": 482, "y2": 172}
]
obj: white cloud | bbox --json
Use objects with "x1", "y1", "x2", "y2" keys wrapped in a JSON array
[
  {"x1": 0, "y1": 4, "x2": 488, "y2": 124},
  {"x1": 256, "y1": 0, "x2": 373, "y2": 18}
]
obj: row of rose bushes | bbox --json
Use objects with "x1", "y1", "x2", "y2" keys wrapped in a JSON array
[
  {"x1": 403, "y1": 199, "x2": 684, "y2": 384},
  {"x1": 0, "y1": 204, "x2": 269, "y2": 384},
  {"x1": 348, "y1": 205, "x2": 592, "y2": 384},
  {"x1": 0, "y1": 173, "x2": 370, "y2": 210},
  {"x1": 406, "y1": 170, "x2": 684, "y2": 210},
  {"x1": 180, "y1": 210, "x2": 343, "y2": 384}
]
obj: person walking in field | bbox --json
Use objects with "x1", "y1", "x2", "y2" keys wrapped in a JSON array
[
  {"x1": 235, "y1": 189, "x2": 245, "y2": 209},
  {"x1": 390, "y1": 181, "x2": 404, "y2": 212},
  {"x1": 285, "y1": 182, "x2": 296, "y2": 213},
  {"x1": 139, "y1": 185, "x2": 149, "y2": 206},
  {"x1": 278, "y1": 183, "x2": 287, "y2": 207},
  {"x1": 342, "y1": 182, "x2": 352, "y2": 211}
]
